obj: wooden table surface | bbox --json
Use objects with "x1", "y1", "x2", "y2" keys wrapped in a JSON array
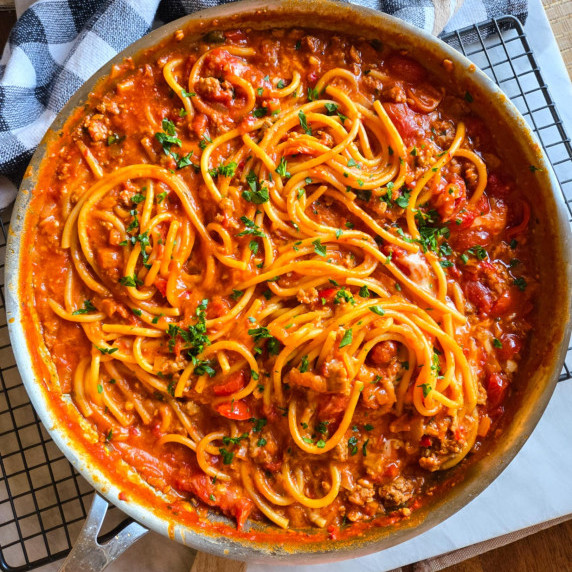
[{"x1": 0, "y1": 4, "x2": 571, "y2": 572}]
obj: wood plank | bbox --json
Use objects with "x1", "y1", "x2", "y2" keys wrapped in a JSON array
[
  {"x1": 190, "y1": 551, "x2": 246, "y2": 572},
  {"x1": 542, "y1": 0, "x2": 572, "y2": 77}
]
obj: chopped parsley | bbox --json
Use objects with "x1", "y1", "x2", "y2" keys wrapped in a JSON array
[
  {"x1": 418, "y1": 383, "x2": 432, "y2": 397},
  {"x1": 209, "y1": 161, "x2": 237, "y2": 178},
  {"x1": 276, "y1": 157, "x2": 289, "y2": 178},
  {"x1": 72, "y1": 300, "x2": 96, "y2": 315},
  {"x1": 493, "y1": 338, "x2": 503, "y2": 348},
  {"x1": 467, "y1": 245, "x2": 488, "y2": 260},
  {"x1": 230, "y1": 289, "x2": 244, "y2": 301},
  {"x1": 252, "y1": 106, "x2": 268, "y2": 118},
  {"x1": 339, "y1": 328, "x2": 353, "y2": 348},
  {"x1": 219, "y1": 448, "x2": 234, "y2": 465},
  {"x1": 324, "y1": 102, "x2": 339, "y2": 115},
  {"x1": 155, "y1": 118, "x2": 181, "y2": 153},
  {"x1": 395, "y1": 189, "x2": 411, "y2": 209},
  {"x1": 248, "y1": 326, "x2": 280, "y2": 356},
  {"x1": 95, "y1": 345, "x2": 118, "y2": 355},
  {"x1": 250, "y1": 418, "x2": 267, "y2": 432},
  {"x1": 237, "y1": 216, "x2": 266, "y2": 237},
  {"x1": 298, "y1": 110, "x2": 312, "y2": 135},
  {"x1": 197, "y1": 136, "x2": 211, "y2": 152},
  {"x1": 299, "y1": 355, "x2": 309, "y2": 373},
  {"x1": 242, "y1": 172, "x2": 269, "y2": 204},
  {"x1": 106, "y1": 133, "x2": 123, "y2": 146},
  {"x1": 119, "y1": 274, "x2": 143, "y2": 287},
  {"x1": 312, "y1": 238, "x2": 327, "y2": 257},
  {"x1": 166, "y1": 299, "x2": 210, "y2": 358},
  {"x1": 348, "y1": 436, "x2": 358, "y2": 456},
  {"x1": 307, "y1": 87, "x2": 320, "y2": 101},
  {"x1": 193, "y1": 359, "x2": 216, "y2": 377},
  {"x1": 513, "y1": 277, "x2": 527, "y2": 291},
  {"x1": 369, "y1": 306, "x2": 385, "y2": 316},
  {"x1": 359, "y1": 285, "x2": 370, "y2": 298},
  {"x1": 222, "y1": 433, "x2": 249, "y2": 445}
]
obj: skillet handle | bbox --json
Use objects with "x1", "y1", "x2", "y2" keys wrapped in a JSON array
[{"x1": 59, "y1": 493, "x2": 148, "y2": 572}]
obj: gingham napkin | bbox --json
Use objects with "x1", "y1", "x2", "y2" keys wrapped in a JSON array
[{"x1": 0, "y1": 0, "x2": 528, "y2": 209}]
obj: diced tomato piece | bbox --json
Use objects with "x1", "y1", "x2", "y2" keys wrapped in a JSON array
[
  {"x1": 497, "y1": 334, "x2": 523, "y2": 361},
  {"x1": 154, "y1": 278, "x2": 167, "y2": 297},
  {"x1": 213, "y1": 370, "x2": 246, "y2": 396},
  {"x1": 464, "y1": 116, "x2": 493, "y2": 149},
  {"x1": 486, "y1": 373, "x2": 510, "y2": 410},
  {"x1": 432, "y1": 174, "x2": 467, "y2": 221},
  {"x1": 263, "y1": 459, "x2": 283, "y2": 472},
  {"x1": 384, "y1": 103, "x2": 424, "y2": 143},
  {"x1": 419, "y1": 436, "x2": 432, "y2": 447},
  {"x1": 369, "y1": 341, "x2": 398, "y2": 366},
  {"x1": 464, "y1": 281, "x2": 493, "y2": 315},
  {"x1": 238, "y1": 114, "x2": 257, "y2": 133},
  {"x1": 382, "y1": 245, "x2": 407, "y2": 260},
  {"x1": 406, "y1": 84, "x2": 442, "y2": 113},
  {"x1": 224, "y1": 30, "x2": 246, "y2": 42},
  {"x1": 383, "y1": 462, "x2": 400, "y2": 479},
  {"x1": 173, "y1": 336, "x2": 183, "y2": 360},
  {"x1": 386, "y1": 53, "x2": 427, "y2": 83},
  {"x1": 319, "y1": 394, "x2": 350, "y2": 419},
  {"x1": 318, "y1": 287, "x2": 337, "y2": 301},
  {"x1": 486, "y1": 172, "x2": 513, "y2": 198},
  {"x1": 490, "y1": 288, "x2": 518, "y2": 317},
  {"x1": 452, "y1": 228, "x2": 491, "y2": 252},
  {"x1": 192, "y1": 113, "x2": 208, "y2": 137},
  {"x1": 328, "y1": 525, "x2": 340, "y2": 540},
  {"x1": 215, "y1": 400, "x2": 252, "y2": 420},
  {"x1": 207, "y1": 296, "x2": 230, "y2": 319},
  {"x1": 173, "y1": 472, "x2": 254, "y2": 529}
]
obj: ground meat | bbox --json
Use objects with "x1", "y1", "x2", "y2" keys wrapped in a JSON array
[
  {"x1": 381, "y1": 84, "x2": 407, "y2": 103},
  {"x1": 297, "y1": 287, "x2": 319, "y2": 305},
  {"x1": 314, "y1": 130, "x2": 334, "y2": 148},
  {"x1": 84, "y1": 113, "x2": 108, "y2": 142},
  {"x1": 349, "y1": 45, "x2": 361, "y2": 64},
  {"x1": 96, "y1": 248, "x2": 121, "y2": 281},
  {"x1": 363, "y1": 74, "x2": 384, "y2": 93},
  {"x1": 286, "y1": 358, "x2": 349, "y2": 393},
  {"x1": 463, "y1": 161, "x2": 478, "y2": 191},
  {"x1": 195, "y1": 77, "x2": 233, "y2": 103},
  {"x1": 419, "y1": 432, "x2": 463, "y2": 471},
  {"x1": 248, "y1": 428, "x2": 280, "y2": 468},
  {"x1": 303, "y1": 35, "x2": 322, "y2": 53},
  {"x1": 96, "y1": 99, "x2": 120, "y2": 115},
  {"x1": 379, "y1": 476, "x2": 415, "y2": 507},
  {"x1": 361, "y1": 379, "x2": 396, "y2": 411},
  {"x1": 98, "y1": 298, "x2": 130, "y2": 320},
  {"x1": 319, "y1": 358, "x2": 350, "y2": 393},
  {"x1": 431, "y1": 117, "x2": 455, "y2": 148},
  {"x1": 347, "y1": 479, "x2": 376, "y2": 506},
  {"x1": 369, "y1": 341, "x2": 398, "y2": 366}
]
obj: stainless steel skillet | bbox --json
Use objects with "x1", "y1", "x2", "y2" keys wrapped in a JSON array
[{"x1": 5, "y1": 0, "x2": 572, "y2": 568}]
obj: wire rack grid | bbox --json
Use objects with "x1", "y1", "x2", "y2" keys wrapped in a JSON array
[{"x1": 0, "y1": 14, "x2": 571, "y2": 572}]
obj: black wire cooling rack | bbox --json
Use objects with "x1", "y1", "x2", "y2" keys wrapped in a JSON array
[{"x1": 0, "y1": 14, "x2": 571, "y2": 572}]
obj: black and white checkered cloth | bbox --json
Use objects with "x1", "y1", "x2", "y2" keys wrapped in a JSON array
[{"x1": 0, "y1": 0, "x2": 528, "y2": 208}]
